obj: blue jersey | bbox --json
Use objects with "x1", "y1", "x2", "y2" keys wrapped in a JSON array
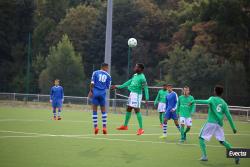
[
  {"x1": 50, "y1": 86, "x2": 64, "y2": 101},
  {"x1": 91, "y1": 70, "x2": 111, "y2": 93},
  {"x1": 166, "y1": 91, "x2": 178, "y2": 112}
]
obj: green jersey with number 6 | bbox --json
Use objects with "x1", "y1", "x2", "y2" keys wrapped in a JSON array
[{"x1": 194, "y1": 96, "x2": 236, "y2": 130}]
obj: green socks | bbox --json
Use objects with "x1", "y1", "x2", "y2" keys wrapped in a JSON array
[
  {"x1": 185, "y1": 127, "x2": 191, "y2": 134},
  {"x1": 220, "y1": 141, "x2": 232, "y2": 149},
  {"x1": 124, "y1": 112, "x2": 132, "y2": 126},
  {"x1": 159, "y1": 113, "x2": 164, "y2": 124},
  {"x1": 136, "y1": 112, "x2": 143, "y2": 129},
  {"x1": 124, "y1": 111, "x2": 143, "y2": 129},
  {"x1": 180, "y1": 126, "x2": 185, "y2": 139},
  {"x1": 199, "y1": 138, "x2": 207, "y2": 157}
]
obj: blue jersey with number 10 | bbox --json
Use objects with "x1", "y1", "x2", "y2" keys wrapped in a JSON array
[{"x1": 91, "y1": 70, "x2": 111, "y2": 93}]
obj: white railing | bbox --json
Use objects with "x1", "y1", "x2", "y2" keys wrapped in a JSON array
[{"x1": 0, "y1": 92, "x2": 249, "y2": 121}]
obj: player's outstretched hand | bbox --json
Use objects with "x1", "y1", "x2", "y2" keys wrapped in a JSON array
[
  {"x1": 233, "y1": 129, "x2": 237, "y2": 134},
  {"x1": 111, "y1": 85, "x2": 117, "y2": 90}
]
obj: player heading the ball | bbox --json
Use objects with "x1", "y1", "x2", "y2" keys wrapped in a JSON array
[
  {"x1": 88, "y1": 63, "x2": 112, "y2": 135},
  {"x1": 112, "y1": 63, "x2": 149, "y2": 135}
]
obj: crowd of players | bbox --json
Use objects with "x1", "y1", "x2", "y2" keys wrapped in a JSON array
[{"x1": 49, "y1": 62, "x2": 239, "y2": 164}]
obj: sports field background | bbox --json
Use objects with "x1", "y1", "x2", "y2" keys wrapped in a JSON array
[{"x1": 0, "y1": 103, "x2": 249, "y2": 167}]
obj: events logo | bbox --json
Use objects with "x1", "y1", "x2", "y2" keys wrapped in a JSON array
[{"x1": 227, "y1": 149, "x2": 250, "y2": 158}]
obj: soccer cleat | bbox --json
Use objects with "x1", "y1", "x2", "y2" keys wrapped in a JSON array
[
  {"x1": 57, "y1": 117, "x2": 62, "y2": 120},
  {"x1": 235, "y1": 157, "x2": 240, "y2": 165},
  {"x1": 137, "y1": 129, "x2": 144, "y2": 135},
  {"x1": 116, "y1": 125, "x2": 128, "y2": 130},
  {"x1": 159, "y1": 135, "x2": 167, "y2": 139},
  {"x1": 94, "y1": 127, "x2": 99, "y2": 135},
  {"x1": 199, "y1": 156, "x2": 208, "y2": 161},
  {"x1": 103, "y1": 128, "x2": 107, "y2": 135},
  {"x1": 53, "y1": 116, "x2": 57, "y2": 120}
]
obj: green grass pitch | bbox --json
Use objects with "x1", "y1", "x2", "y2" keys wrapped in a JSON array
[{"x1": 0, "y1": 105, "x2": 249, "y2": 167}]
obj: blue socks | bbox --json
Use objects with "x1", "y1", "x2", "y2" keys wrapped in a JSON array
[
  {"x1": 163, "y1": 123, "x2": 167, "y2": 136},
  {"x1": 53, "y1": 108, "x2": 56, "y2": 117},
  {"x1": 92, "y1": 111, "x2": 98, "y2": 128},
  {"x1": 102, "y1": 111, "x2": 107, "y2": 128}
]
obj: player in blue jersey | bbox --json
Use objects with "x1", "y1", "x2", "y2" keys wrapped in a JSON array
[
  {"x1": 160, "y1": 84, "x2": 180, "y2": 138},
  {"x1": 88, "y1": 63, "x2": 112, "y2": 135},
  {"x1": 50, "y1": 79, "x2": 64, "y2": 120}
]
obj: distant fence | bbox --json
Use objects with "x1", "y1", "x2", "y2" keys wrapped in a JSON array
[{"x1": 0, "y1": 92, "x2": 249, "y2": 121}]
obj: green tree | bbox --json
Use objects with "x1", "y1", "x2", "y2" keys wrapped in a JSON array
[{"x1": 39, "y1": 34, "x2": 85, "y2": 95}]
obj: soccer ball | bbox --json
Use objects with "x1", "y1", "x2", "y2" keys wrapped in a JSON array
[{"x1": 128, "y1": 38, "x2": 137, "y2": 48}]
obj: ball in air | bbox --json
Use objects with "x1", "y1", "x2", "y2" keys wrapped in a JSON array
[{"x1": 128, "y1": 38, "x2": 137, "y2": 48}]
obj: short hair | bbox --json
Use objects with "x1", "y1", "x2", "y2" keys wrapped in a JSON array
[
  {"x1": 183, "y1": 86, "x2": 189, "y2": 89},
  {"x1": 214, "y1": 85, "x2": 224, "y2": 96},
  {"x1": 101, "y1": 63, "x2": 109, "y2": 68},
  {"x1": 163, "y1": 83, "x2": 168, "y2": 86},
  {"x1": 136, "y1": 63, "x2": 144, "y2": 70},
  {"x1": 167, "y1": 84, "x2": 173, "y2": 87}
]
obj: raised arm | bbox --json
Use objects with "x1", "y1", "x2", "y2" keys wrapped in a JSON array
[
  {"x1": 193, "y1": 97, "x2": 212, "y2": 105},
  {"x1": 117, "y1": 79, "x2": 132, "y2": 89}
]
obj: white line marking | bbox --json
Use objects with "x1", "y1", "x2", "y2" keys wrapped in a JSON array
[
  {"x1": 0, "y1": 118, "x2": 249, "y2": 133},
  {"x1": 0, "y1": 130, "x2": 246, "y2": 148}
]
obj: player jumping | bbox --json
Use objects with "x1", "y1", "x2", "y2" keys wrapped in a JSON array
[
  {"x1": 112, "y1": 63, "x2": 149, "y2": 135},
  {"x1": 176, "y1": 86, "x2": 195, "y2": 142},
  {"x1": 154, "y1": 84, "x2": 168, "y2": 127},
  {"x1": 160, "y1": 84, "x2": 180, "y2": 139},
  {"x1": 88, "y1": 63, "x2": 112, "y2": 135},
  {"x1": 50, "y1": 79, "x2": 64, "y2": 120},
  {"x1": 191, "y1": 85, "x2": 239, "y2": 164}
]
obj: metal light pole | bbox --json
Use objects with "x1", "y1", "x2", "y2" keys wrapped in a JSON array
[
  {"x1": 127, "y1": 46, "x2": 131, "y2": 80},
  {"x1": 104, "y1": 0, "x2": 113, "y2": 112},
  {"x1": 26, "y1": 33, "x2": 31, "y2": 94}
]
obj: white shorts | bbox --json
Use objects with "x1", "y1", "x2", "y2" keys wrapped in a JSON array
[
  {"x1": 200, "y1": 123, "x2": 225, "y2": 141},
  {"x1": 127, "y1": 92, "x2": 142, "y2": 108},
  {"x1": 157, "y1": 102, "x2": 166, "y2": 112},
  {"x1": 179, "y1": 117, "x2": 192, "y2": 126}
]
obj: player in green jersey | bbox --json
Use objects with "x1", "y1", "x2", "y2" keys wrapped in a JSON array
[
  {"x1": 191, "y1": 85, "x2": 239, "y2": 164},
  {"x1": 176, "y1": 86, "x2": 195, "y2": 142},
  {"x1": 112, "y1": 63, "x2": 149, "y2": 135},
  {"x1": 154, "y1": 84, "x2": 168, "y2": 126}
]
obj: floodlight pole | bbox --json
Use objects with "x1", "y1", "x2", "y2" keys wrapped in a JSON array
[
  {"x1": 26, "y1": 33, "x2": 32, "y2": 94},
  {"x1": 104, "y1": 0, "x2": 113, "y2": 112}
]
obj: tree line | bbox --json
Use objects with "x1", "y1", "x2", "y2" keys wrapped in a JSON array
[{"x1": 0, "y1": 0, "x2": 249, "y2": 105}]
